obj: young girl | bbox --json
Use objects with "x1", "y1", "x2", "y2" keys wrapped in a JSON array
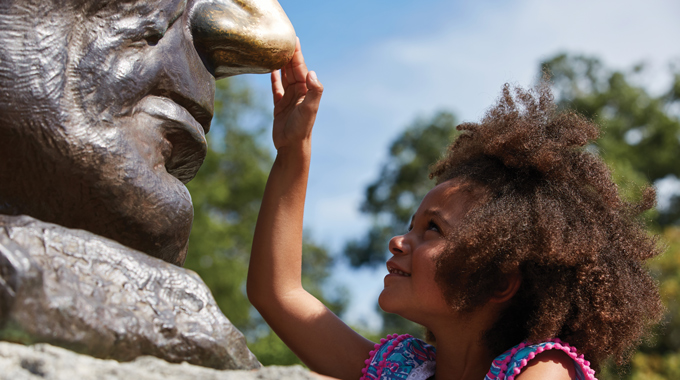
[{"x1": 247, "y1": 41, "x2": 663, "y2": 380}]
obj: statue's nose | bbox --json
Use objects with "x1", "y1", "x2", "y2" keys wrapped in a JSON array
[{"x1": 189, "y1": 0, "x2": 296, "y2": 79}]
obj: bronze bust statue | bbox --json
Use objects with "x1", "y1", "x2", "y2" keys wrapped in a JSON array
[{"x1": 0, "y1": 0, "x2": 295, "y2": 369}]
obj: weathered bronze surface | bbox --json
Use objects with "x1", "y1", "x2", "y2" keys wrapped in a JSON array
[
  {"x1": 0, "y1": 0, "x2": 296, "y2": 368},
  {"x1": 192, "y1": 0, "x2": 297, "y2": 78},
  {"x1": 0, "y1": 0, "x2": 295, "y2": 266},
  {"x1": 0, "y1": 215, "x2": 260, "y2": 369}
]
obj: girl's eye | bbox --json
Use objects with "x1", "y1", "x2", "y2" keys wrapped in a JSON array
[
  {"x1": 427, "y1": 220, "x2": 441, "y2": 233},
  {"x1": 407, "y1": 223, "x2": 414, "y2": 232}
]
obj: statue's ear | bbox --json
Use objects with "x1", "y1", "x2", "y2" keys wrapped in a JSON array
[{"x1": 489, "y1": 272, "x2": 521, "y2": 304}]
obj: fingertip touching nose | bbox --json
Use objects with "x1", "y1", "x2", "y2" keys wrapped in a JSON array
[{"x1": 189, "y1": 0, "x2": 296, "y2": 79}]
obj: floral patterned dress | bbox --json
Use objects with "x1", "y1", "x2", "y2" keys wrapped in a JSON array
[{"x1": 360, "y1": 334, "x2": 597, "y2": 380}]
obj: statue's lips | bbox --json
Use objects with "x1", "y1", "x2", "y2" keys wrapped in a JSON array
[{"x1": 135, "y1": 96, "x2": 208, "y2": 184}]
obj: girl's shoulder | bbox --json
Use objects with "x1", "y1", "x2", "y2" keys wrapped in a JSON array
[
  {"x1": 361, "y1": 335, "x2": 596, "y2": 380},
  {"x1": 360, "y1": 334, "x2": 436, "y2": 380},
  {"x1": 485, "y1": 338, "x2": 597, "y2": 380}
]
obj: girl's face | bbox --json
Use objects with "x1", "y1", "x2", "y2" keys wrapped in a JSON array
[{"x1": 378, "y1": 178, "x2": 477, "y2": 327}]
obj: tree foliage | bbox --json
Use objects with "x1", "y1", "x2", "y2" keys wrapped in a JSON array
[
  {"x1": 541, "y1": 55, "x2": 680, "y2": 379},
  {"x1": 542, "y1": 54, "x2": 680, "y2": 225},
  {"x1": 184, "y1": 78, "x2": 344, "y2": 365},
  {"x1": 628, "y1": 227, "x2": 680, "y2": 380},
  {"x1": 184, "y1": 80, "x2": 271, "y2": 332}
]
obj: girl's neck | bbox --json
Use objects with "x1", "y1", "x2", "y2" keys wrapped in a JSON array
[
  {"x1": 433, "y1": 336, "x2": 493, "y2": 380},
  {"x1": 428, "y1": 313, "x2": 496, "y2": 380}
]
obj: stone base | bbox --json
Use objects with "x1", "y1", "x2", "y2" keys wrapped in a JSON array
[
  {"x1": 0, "y1": 215, "x2": 258, "y2": 369},
  {"x1": 0, "y1": 342, "x2": 318, "y2": 380}
]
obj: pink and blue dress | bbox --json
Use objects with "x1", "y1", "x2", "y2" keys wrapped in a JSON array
[{"x1": 360, "y1": 334, "x2": 597, "y2": 380}]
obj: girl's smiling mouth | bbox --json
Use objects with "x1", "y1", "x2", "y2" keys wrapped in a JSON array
[{"x1": 386, "y1": 263, "x2": 411, "y2": 277}]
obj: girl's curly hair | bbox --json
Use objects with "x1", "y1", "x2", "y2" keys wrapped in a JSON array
[{"x1": 429, "y1": 83, "x2": 663, "y2": 370}]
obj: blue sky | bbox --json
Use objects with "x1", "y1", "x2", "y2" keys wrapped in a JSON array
[{"x1": 240, "y1": 0, "x2": 680, "y2": 330}]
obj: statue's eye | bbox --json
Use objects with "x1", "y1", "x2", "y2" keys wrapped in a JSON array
[
  {"x1": 129, "y1": 27, "x2": 165, "y2": 48},
  {"x1": 144, "y1": 32, "x2": 163, "y2": 46},
  {"x1": 140, "y1": 10, "x2": 181, "y2": 47}
]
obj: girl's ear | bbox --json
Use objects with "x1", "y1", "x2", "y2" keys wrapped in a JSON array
[{"x1": 489, "y1": 272, "x2": 521, "y2": 304}]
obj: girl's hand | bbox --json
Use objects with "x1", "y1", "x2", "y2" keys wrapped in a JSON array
[
  {"x1": 271, "y1": 38, "x2": 323, "y2": 150},
  {"x1": 250, "y1": 38, "x2": 373, "y2": 380}
]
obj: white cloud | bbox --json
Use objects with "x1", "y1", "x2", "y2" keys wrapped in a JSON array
[{"x1": 326, "y1": 0, "x2": 680, "y2": 129}]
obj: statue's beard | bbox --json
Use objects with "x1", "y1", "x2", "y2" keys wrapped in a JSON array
[
  {"x1": 1, "y1": 113, "x2": 196, "y2": 267},
  {"x1": 60, "y1": 115, "x2": 196, "y2": 266}
]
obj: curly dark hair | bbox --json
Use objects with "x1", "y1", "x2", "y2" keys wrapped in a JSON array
[{"x1": 428, "y1": 83, "x2": 663, "y2": 370}]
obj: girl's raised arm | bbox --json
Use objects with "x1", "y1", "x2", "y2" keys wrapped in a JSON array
[{"x1": 246, "y1": 39, "x2": 374, "y2": 380}]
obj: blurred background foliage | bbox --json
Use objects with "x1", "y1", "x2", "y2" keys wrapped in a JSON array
[
  {"x1": 185, "y1": 53, "x2": 680, "y2": 377},
  {"x1": 184, "y1": 79, "x2": 347, "y2": 366}
]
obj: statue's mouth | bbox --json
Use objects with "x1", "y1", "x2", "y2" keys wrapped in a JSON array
[{"x1": 135, "y1": 95, "x2": 211, "y2": 184}]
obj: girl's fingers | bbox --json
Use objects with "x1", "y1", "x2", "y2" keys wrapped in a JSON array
[
  {"x1": 299, "y1": 71, "x2": 323, "y2": 116},
  {"x1": 290, "y1": 37, "x2": 308, "y2": 84},
  {"x1": 277, "y1": 81, "x2": 296, "y2": 110},
  {"x1": 285, "y1": 38, "x2": 307, "y2": 86},
  {"x1": 280, "y1": 67, "x2": 290, "y2": 91},
  {"x1": 284, "y1": 59, "x2": 296, "y2": 86},
  {"x1": 273, "y1": 39, "x2": 317, "y2": 119},
  {"x1": 271, "y1": 70, "x2": 285, "y2": 104}
]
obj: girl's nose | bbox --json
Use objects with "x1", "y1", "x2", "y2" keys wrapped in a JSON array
[
  {"x1": 389, "y1": 235, "x2": 408, "y2": 256},
  {"x1": 189, "y1": 0, "x2": 296, "y2": 79}
]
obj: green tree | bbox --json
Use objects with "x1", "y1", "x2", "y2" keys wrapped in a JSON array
[
  {"x1": 541, "y1": 54, "x2": 680, "y2": 379},
  {"x1": 628, "y1": 227, "x2": 680, "y2": 380},
  {"x1": 542, "y1": 54, "x2": 680, "y2": 225},
  {"x1": 184, "y1": 78, "x2": 345, "y2": 365}
]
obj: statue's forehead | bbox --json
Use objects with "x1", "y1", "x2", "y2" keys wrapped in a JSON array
[
  {"x1": 78, "y1": 0, "x2": 187, "y2": 44},
  {"x1": 92, "y1": 0, "x2": 186, "y2": 16}
]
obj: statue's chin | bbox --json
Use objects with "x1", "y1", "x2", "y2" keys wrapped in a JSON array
[
  {"x1": 0, "y1": 75, "x2": 201, "y2": 267},
  {"x1": 48, "y1": 111, "x2": 199, "y2": 266},
  {"x1": 22, "y1": 161, "x2": 196, "y2": 267},
  {"x1": 112, "y1": 177, "x2": 195, "y2": 267}
]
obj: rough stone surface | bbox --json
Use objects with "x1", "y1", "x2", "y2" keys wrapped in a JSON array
[
  {"x1": 0, "y1": 342, "x2": 318, "y2": 380},
  {"x1": 0, "y1": 215, "x2": 259, "y2": 370}
]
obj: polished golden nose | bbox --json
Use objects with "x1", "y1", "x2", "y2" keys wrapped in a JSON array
[{"x1": 190, "y1": 0, "x2": 296, "y2": 79}]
